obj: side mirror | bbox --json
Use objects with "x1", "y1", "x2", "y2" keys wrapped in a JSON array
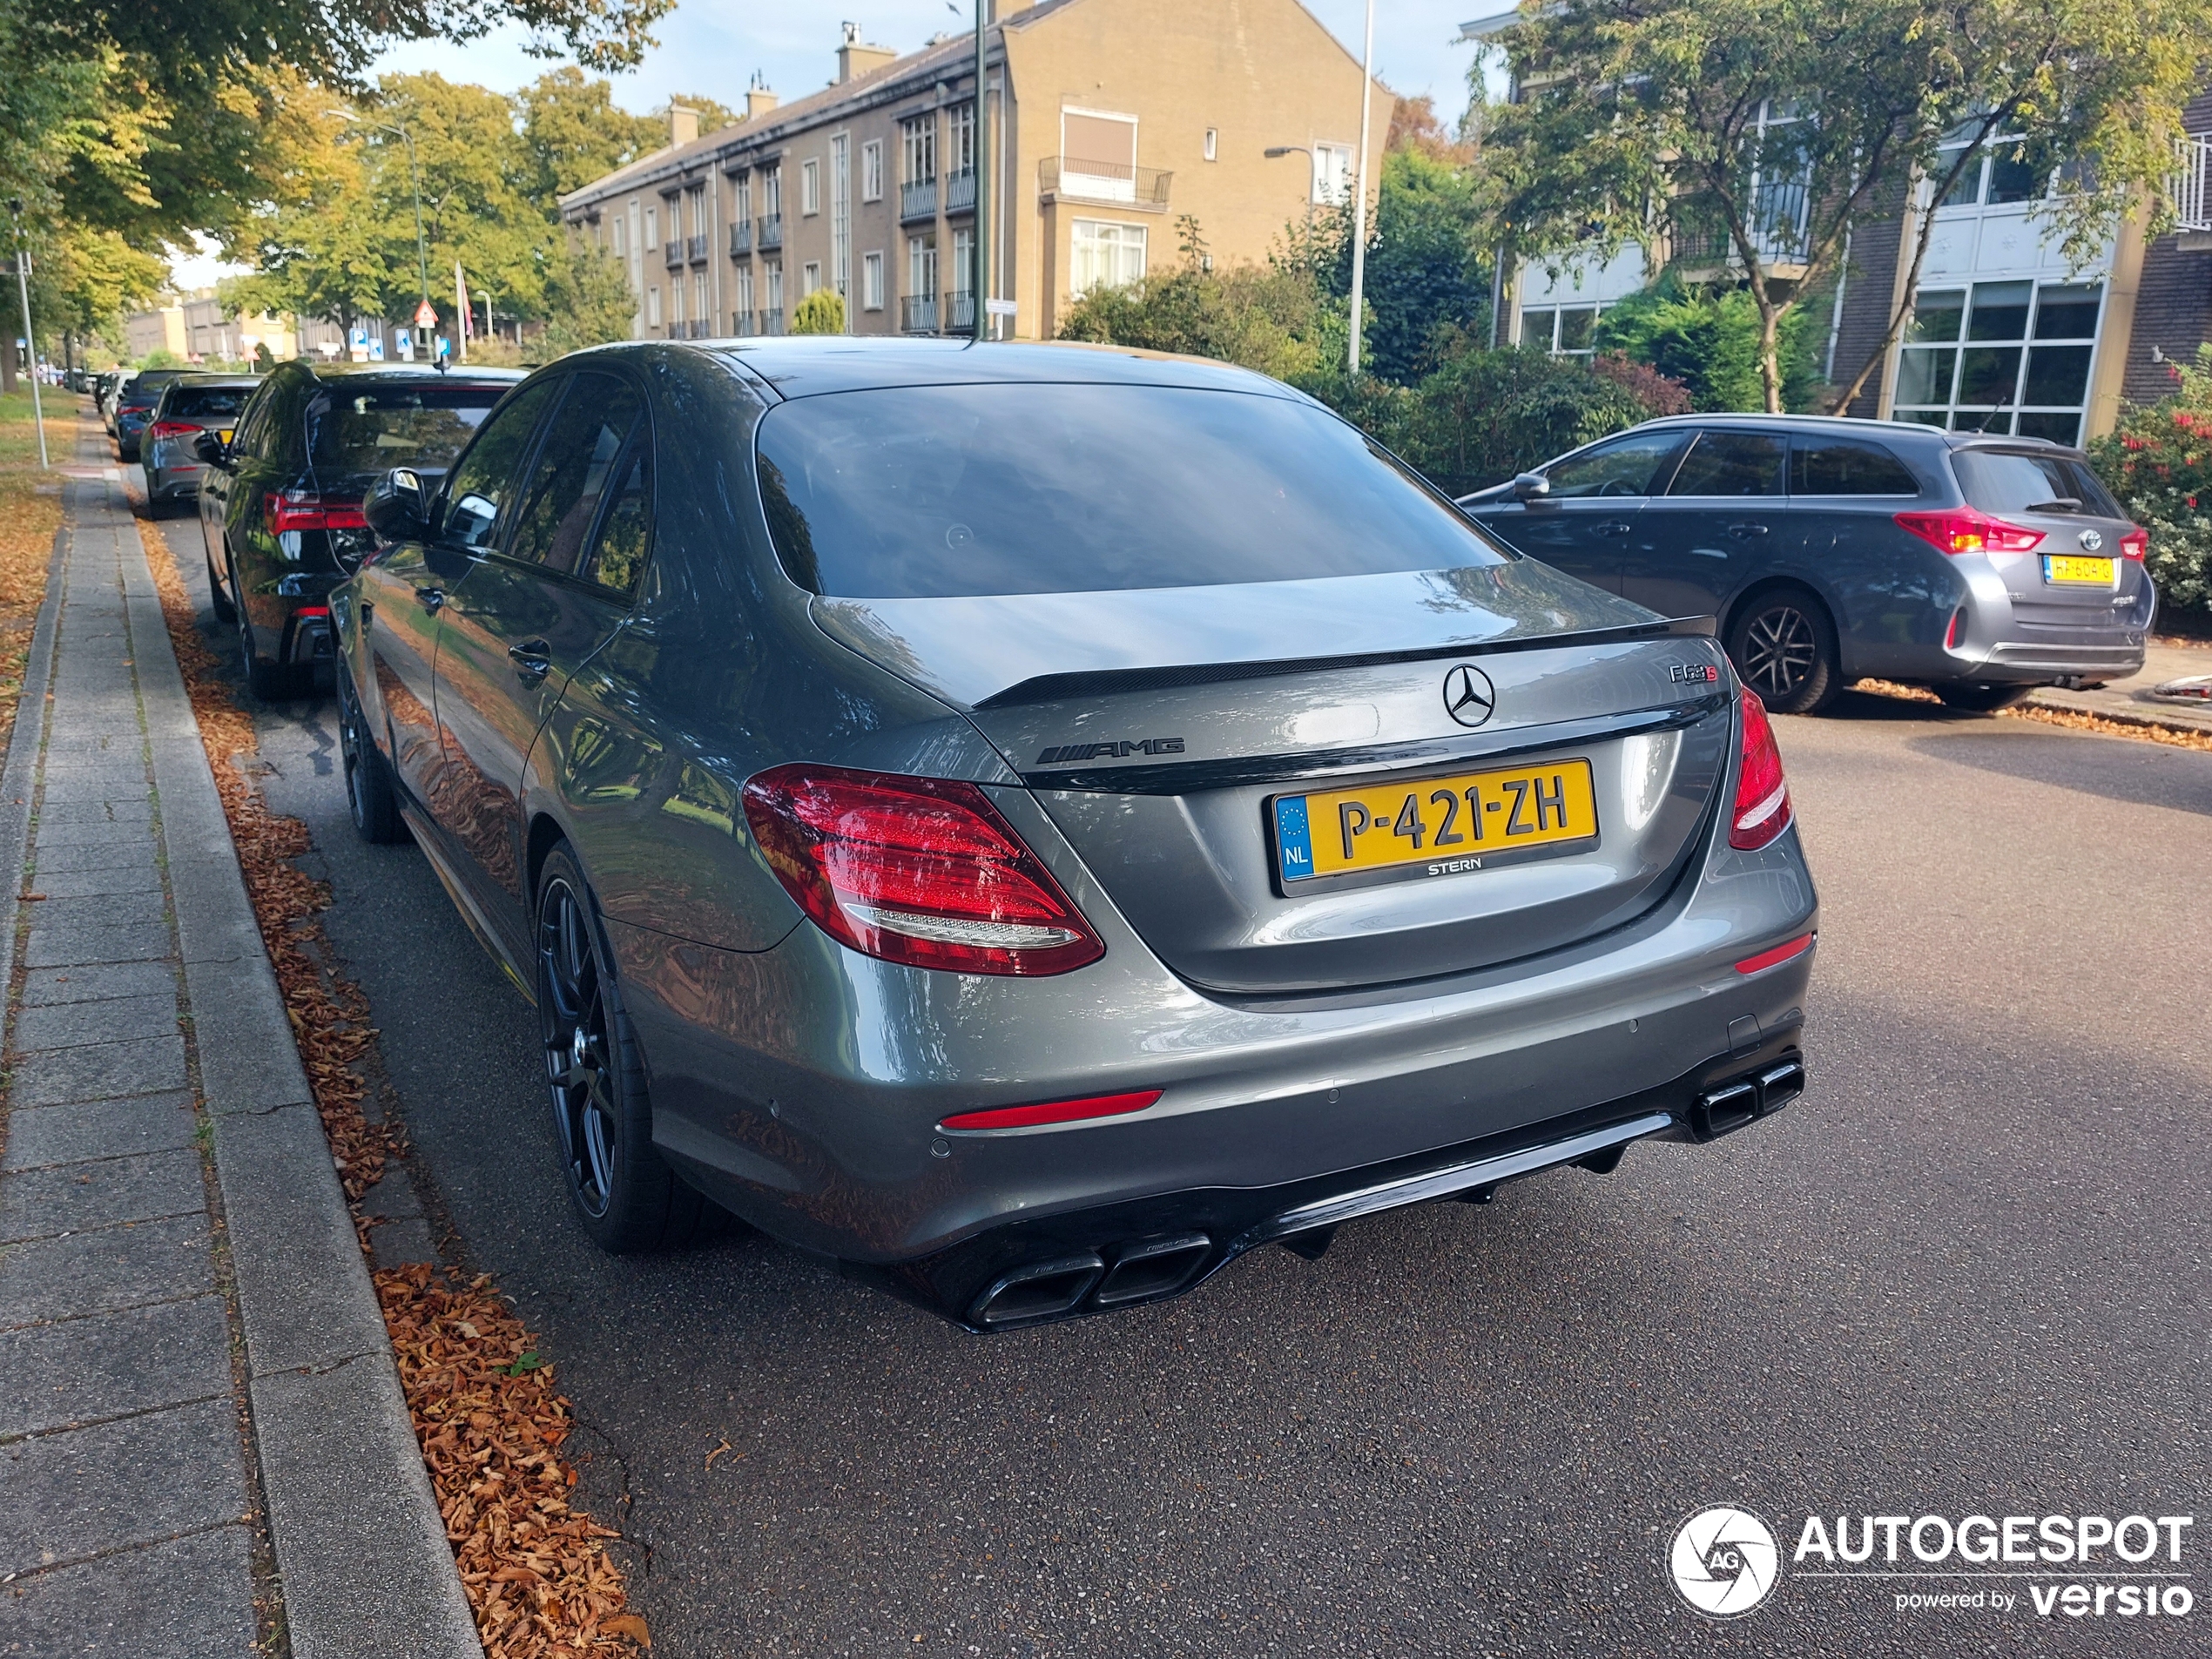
[
  {"x1": 1512, "y1": 471, "x2": 1552, "y2": 502},
  {"x1": 361, "y1": 468, "x2": 429, "y2": 544},
  {"x1": 192, "y1": 430, "x2": 227, "y2": 466}
]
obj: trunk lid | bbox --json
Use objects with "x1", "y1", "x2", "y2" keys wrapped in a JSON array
[
  {"x1": 813, "y1": 563, "x2": 1735, "y2": 995},
  {"x1": 1952, "y1": 444, "x2": 2146, "y2": 637}
]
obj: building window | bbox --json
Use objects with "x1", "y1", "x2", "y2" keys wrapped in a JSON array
[
  {"x1": 1069, "y1": 219, "x2": 1146, "y2": 297},
  {"x1": 1062, "y1": 108, "x2": 1138, "y2": 200},
  {"x1": 1312, "y1": 144, "x2": 1353, "y2": 206},
  {"x1": 689, "y1": 185, "x2": 706, "y2": 237},
  {"x1": 671, "y1": 273, "x2": 685, "y2": 325},
  {"x1": 694, "y1": 272, "x2": 708, "y2": 329},
  {"x1": 802, "y1": 158, "x2": 820, "y2": 216},
  {"x1": 901, "y1": 116, "x2": 937, "y2": 187},
  {"x1": 1519, "y1": 305, "x2": 1604, "y2": 356},
  {"x1": 1892, "y1": 280, "x2": 2103, "y2": 444},
  {"x1": 1204, "y1": 128, "x2": 1218, "y2": 162},
  {"x1": 734, "y1": 263, "x2": 754, "y2": 322},
  {"x1": 762, "y1": 166, "x2": 782, "y2": 219},
  {"x1": 832, "y1": 132, "x2": 851, "y2": 299},
  {"x1": 644, "y1": 205, "x2": 658, "y2": 247},
  {"x1": 906, "y1": 233, "x2": 939, "y2": 331},
  {"x1": 802, "y1": 260, "x2": 822, "y2": 295},
  {"x1": 646, "y1": 286, "x2": 662, "y2": 327},
  {"x1": 948, "y1": 104, "x2": 974, "y2": 180},
  {"x1": 862, "y1": 141, "x2": 883, "y2": 202},
  {"x1": 732, "y1": 172, "x2": 752, "y2": 223},
  {"x1": 862, "y1": 251, "x2": 885, "y2": 311},
  {"x1": 611, "y1": 216, "x2": 626, "y2": 255},
  {"x1": 1934, "y1": 134, "x2": 2043, "y2": 211},
  {"x1": 765, "y1": 259, "x2": 784, "y2": 315}
]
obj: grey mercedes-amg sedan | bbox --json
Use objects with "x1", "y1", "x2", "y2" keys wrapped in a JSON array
[{"x1": 335, "y1": 338, "x2": 1817, "y2": 1331}]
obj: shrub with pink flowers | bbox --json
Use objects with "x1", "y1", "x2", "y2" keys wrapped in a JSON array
[{"x1": 2087, "y1": 347, "x2": 2212, "y2": 612}]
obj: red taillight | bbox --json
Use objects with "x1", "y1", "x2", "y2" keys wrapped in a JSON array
[
  {"x1": 1735, "y1": 934, "x2": 1814, "y2": 975},
  {"x1": 2121, "y1": 526, "x2": 2148, "y2": 561},
  {"x1": 1729, "y1": 688, "x2": 1793, "y2": 852},
  {"x1": 940, "y1": 1089, "x2": 1161, "y2": 1132},
  {"x1": 146, "y1": 419, "x2": 199, "y2": 442},
  {"x1": 264, "y1": 491, "x2": 368, "y2": 533},
  {"x1": 1894, "y1": 506, "x2": 2044, "y2": 556},
  {"x1": 294, "y1": 605, "x2": 330, "y2": 620},
  {"x1": 739, "y1": 764, "x2": 1105, "y2": 975}
]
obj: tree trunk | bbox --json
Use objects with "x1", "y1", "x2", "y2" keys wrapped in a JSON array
[{"x1": 1757, "y1": 298, "x2": 1784, "y2": 414}]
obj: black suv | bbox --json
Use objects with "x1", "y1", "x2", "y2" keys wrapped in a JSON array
[
  {"x1": 1459, "y1": 415, "x2": 2153, "y2": 713},
  {"x1": 196, "y1": 361, "x2": 523, "y2": 698}
]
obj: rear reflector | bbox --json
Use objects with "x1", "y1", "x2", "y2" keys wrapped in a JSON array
[
  {"x1": 741, "y1": 763, "x2": 1105, "y2": 975},
  {"x1": 1728, "y1": 688, "x2": 1794, "y2": 851},
  {"x1": 1735, "y1": 934, "x2": 1814, "y2": 975},
  {"x1": 940, "y1": 1089, "x2": 1161, "y2": 1131}
]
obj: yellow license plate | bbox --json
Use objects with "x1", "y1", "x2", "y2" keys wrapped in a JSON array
[
  {"x1": 218, "y1": 428, "x2": 233, "y2": 445},
  {"x1": 2043, "y1": 555, "x2": 2114, "y2": 585},
  {"x1": 1274, "y1": 758, "x2": 1599, "y2": 884}
]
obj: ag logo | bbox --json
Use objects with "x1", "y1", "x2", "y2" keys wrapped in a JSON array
[
  {"x1": 1668, "y1": 1505, "x2": 1780, "y2": 1618},
  {"x1": 2078, "y1": 528, "x2": 2105, "y2": 551},
  {"x1": 1441, "y1": 664, "x2": 1495, "y2": 728}
]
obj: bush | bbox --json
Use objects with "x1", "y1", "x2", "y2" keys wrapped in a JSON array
[
  {"x1": 1592, "y1": 273, "x2": 1820, "y2": 412},
  {"x1": 791, "y1": 289, "x2": 845, "y2": 335},
  {"x1": 2087, "y1": 347, "x2": 2212, "y2": 612},
  {"x1": 540, "y1": 245, "x2": 639, "y2": 357}
]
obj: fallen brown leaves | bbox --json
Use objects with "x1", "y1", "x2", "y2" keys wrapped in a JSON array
[
  {"x1": 1851, "y1": 677, "x2": 2212, "y2": 752},
  {"x1": 0, "y1": 396, "x2": 67, "y2": 755},
  {"x1": 137, "y1": 514, "x2": 647, "y2": 1656}
]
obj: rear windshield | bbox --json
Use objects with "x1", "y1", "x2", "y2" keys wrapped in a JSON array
[
  {"x1": 754, "y1": 383, "x2": 1510, "y2": 598},
  {"x1": 1952, "y1": 449, "x2": 2123, "y2": 518},
  {"x1": 307, "y1": 386, "x2": 507, "y2": 476},
  {"x1": 166, "y1": 386, "x2": 253, "y2": 419},
  {"x1": 119, "y1": 373, "x2": 182, "y2": 406}
]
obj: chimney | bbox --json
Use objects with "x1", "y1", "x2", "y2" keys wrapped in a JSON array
[
  {"x1": 746, "y1": 72, "x2": 779, "y2": 122},
  {"x1": 668, "y1": 104, "x2": 699, "y2": 147},
  {"x1": 836, "y1": 21, "x2": 896, "y2": 84}
]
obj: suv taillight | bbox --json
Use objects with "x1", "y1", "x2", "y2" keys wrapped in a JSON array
[
  {"x1": 740, "y1": 764, "x2": 1105, "y2": 975},
  {"x1": 2121, "y1": 526, "x2": 2148, "y2": 561},
  {"x1": 1894, "y1": 506, "x2": 2044, "y2": 556},
  {"x1": 265, "y1": 491, "x2": 368, "y2": 533},
  {"x1": 1730, "y1": 688, "x2": 1794, "y2": 852},
  {"x1": 146, "y1": 419, "x2": 199, "y2": 442}
]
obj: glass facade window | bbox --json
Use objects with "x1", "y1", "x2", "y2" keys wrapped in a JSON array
[
  {"x1": 1936, "y1": 138, "x2": 2044, "y2": 211},
  {"x1": 1893, "y1": 281, "x2": 2102, "y2": 445},
  {"x1": 1518, "y1": 305, "x2": 1604, "y2": 357},
  {"x1": 1070, "y1": 219, "x2": 1146, "y2": 296}
]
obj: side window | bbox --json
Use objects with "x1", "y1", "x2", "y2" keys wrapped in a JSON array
[
  {"x1": 228, "y1": 388, "x2": 273, "y2": 461},
  {"x1": 439, "y1": 379, "x2": 562, "y2": 550},
  {"x1": 1789, "y1": 436, "x2": 1920, "y2": 496},
  {"x1": 1543, "y1": 431, "x2": 1688, "y2": 499},
  {"x1": 1668, "y1": 432, "x2": 1786, "y2": 497},
  {"x1": 580, "y1": 435, "x2": 652, "y2": 597},
  {"x1": 505, "y1": 374, "x2": 646, "y2": 576}
]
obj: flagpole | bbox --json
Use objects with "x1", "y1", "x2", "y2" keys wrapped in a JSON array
[{"x1": 1347, "y1": 0, "x2": 1375, "y2": 377}]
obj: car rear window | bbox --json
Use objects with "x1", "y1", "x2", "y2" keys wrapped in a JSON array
[
  {"x1": 119, "y1": 374, "x2": 182, "y2": 407},
  {"x1": 165, "y1": 386, "x2": 253, "y2": 419},
  {"x1": 1952, "y1": 449, "x2": 2122, "y2": 518},
  {"x1": 307, "y1": 386, "x2": 508, "y2": 477},
  {"x1": 754, "y1": 383, "x2": 1509, "y2": 598}
]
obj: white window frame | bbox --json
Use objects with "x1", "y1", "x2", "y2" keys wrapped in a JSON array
[
  {"x1": 831, "y1": 132, "x2": 851, "y2": 300},
  {"x1": 802, "y1": 260, "x2": 822, "y2": 295},
  {"x1": 801, "y1": 158, "x2": 820, "y2": 216},
  {"x1": 645, "y1": 286, "x2": 662, "y2": 327},
  {"x1": 1312, "y1": 144, "x2": 1353, "y2": 206},
  {"x1": 644, "y1": 204, "x2": 658, "y2": 247},
  {"x1": 862, "y1": 250, "x2": 885, "y2": 311},
  {"x1": 1069, "y1": 219, "x2": 1147, "y2": 298},
  {"x1": 732, "y1": 173, "x2": 752, "y2": 224},
  {"x1": 1204, "y1": 128, "x2": 1218, "y2": 163},
  {"x1": 1062, "y1": 106, "x2": 1139, "y2": 202},
  {"x1": 764, "y1": 259, "x2": 784, "y2": 314},
  {"x1": 861, "y1": 141, "x2": 883, "y2": 203}
]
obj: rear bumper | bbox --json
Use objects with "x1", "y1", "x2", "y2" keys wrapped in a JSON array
[{"x1": 1920, "y1": 556, "x2": 2157, "y2": 685}]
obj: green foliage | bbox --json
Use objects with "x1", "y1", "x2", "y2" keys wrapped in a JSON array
[
  {"x1": 517, "y1": 69, "x2": 664, "y2": 203},
  {"x1": 2087, "y1": 348, "x2": 2212, "y2": 612},
  {"x1": 1593, "y1": 274, "x2": 1819, "y2": 412},
  {"x1": 539, "y1": 246, "x2": 638, "y2": 356},
  {"x1": 791, "y1": 288, "x2": 846, "y2": 335},
  {"x1": 138, "y1": 349, "x2": 185, "y2": 368}
]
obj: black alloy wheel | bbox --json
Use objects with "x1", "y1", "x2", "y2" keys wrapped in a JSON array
[
  {"x1": 233, "y1": 583, "x2": 297, "y2": 702},
  {"x1": 1727, "y1": 590, "x2": 1839, "y2": 715},
  {"x1": 534, "y1": 844, "x2": 714, "y2": 1251},
  {"x1": 335, "y1": 658, "x2": 403, "y2": 843}
]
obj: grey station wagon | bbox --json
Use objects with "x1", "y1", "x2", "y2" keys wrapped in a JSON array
[
  {"x1": 336, "y1": 339, "x2": 1817, "y2": 1331},
  {"x1": 1459, "y1": 414, "x2": 2154, "y2": 713}
]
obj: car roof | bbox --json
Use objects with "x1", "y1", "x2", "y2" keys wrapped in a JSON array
[
  {"x1": 1631, "y1": 409, "x2": 2081, "y2": 455},
  {"x1": 598, "y1": 335, "x2": 1297, "y2": 401},
  {"x1": 283, "y1": 361, "x2": 527, "y2": 387},
  {"x1": 167, "y1": 374, "x2": 263, "y2": 388}
]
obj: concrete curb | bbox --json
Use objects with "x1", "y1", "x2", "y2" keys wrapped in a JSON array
[
  {"x1": 0, "y1": 520, "x2": 72, "y2": 993},
  {"x1": 114, "y1": 500, "x2": 482, "y2": 1656}
]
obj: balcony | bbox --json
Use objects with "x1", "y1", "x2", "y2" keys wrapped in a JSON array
[
  {"x1": 731, "y1": 309, "x2": 755, "y2": 337},
  {"x1": 757, "y1": 309, "x2": 786, "y2": 336},
  {"x1": 729, "y1": 220, "x2": 752, "y2": 257},
  {"x1": 900, "y1": 179, "x2": 938, "y2": 223},
  {"x1": 1666, "y1": 183, "x2": 1810, "y2": 275},
  {"x1": 902, "y1": 294, "x2": 939, "y2": 334},
  {"x1": 1038, "y1": 158, "x2": 1172, "y2": 209},
  {"x1": 947, "y1": 291, "x2": 975, "y2": 332},
  {"x1": 687, "y1": 233, "x2": 709, "y2": 265},
  {"x1": 757, "y1": 213, "x2": 783, "y2": 251},
  {"x1": 945, "y1": 171, "x2": 977, "y2": 213},
  {"x1": 2172, "y1": 135, "x2": 2212, "y2": 239},
  {"x1": 664, "y1": 239, "x2": 685, "y2": 268}
]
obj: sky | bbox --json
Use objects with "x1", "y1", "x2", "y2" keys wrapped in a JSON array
[{"x1": 174, "y1": 1, "x2": 1495, "y2": 289}]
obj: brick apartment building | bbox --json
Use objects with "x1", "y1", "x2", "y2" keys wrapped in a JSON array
[
  {"x1": 558, "y1": 0, "x2": 1388, "y2": 343},
  {"x1": 1465, "y1": 14, "x2": 2212, "y2": 446}
]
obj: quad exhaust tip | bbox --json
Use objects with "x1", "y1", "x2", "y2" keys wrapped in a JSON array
[
  {"x1": 1689, "y1": 1056, "x2": 1805, "y2": 1141},
  {"x1": 969, "y1": 1233, "x2": 1214, "y2": 1328}
]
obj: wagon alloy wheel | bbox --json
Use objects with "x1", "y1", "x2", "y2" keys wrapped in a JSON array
[
  {"x1": 540, "y1": 878, "x2": 618, "y2": 1220},
  {"x1": 1741, "y1": 604, "x2": 1817, "y2": 701}
]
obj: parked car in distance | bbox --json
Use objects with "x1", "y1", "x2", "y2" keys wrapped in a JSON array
[
  {"x1": 111, "y1": 368, "x2": 188, "y2": 462},
  {"x1": 98, "y1": 371, "x2": 132, "y2": 435},
  {"x1": 199, "y1": 360, "x2": 524, "y2": 698},
  {"x1": 334, "y1": 337, "x2": 1817, "y2": 1332},
  {"x1": 141, "y1": 375, "x2": 259, "y2": 515},
  {"x1": 1457, "y1": 414, "x2": 2154, "y2": 713}
]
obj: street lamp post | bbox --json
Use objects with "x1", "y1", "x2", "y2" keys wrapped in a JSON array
[
  {"x1": 973, "y1": 0, "x2": 989, "y2": 343},
  {"x1": 6, "y1": 199, "x2": 46, "y2": 469},
  {"x1": 1346, "y1": 0, "x2": 1376, "y2": 378}
]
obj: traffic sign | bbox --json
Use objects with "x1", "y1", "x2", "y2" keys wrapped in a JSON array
[{"x1": 414, "y1": 300, "x2": 438, "y2": 330}]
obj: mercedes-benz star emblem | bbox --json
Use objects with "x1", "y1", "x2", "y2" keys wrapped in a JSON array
[
  {"x1": 1442, "y1": 664, "x2": 1495, "y2": 728},
  {"x1": 2078, "y1": 529, "x2": 2105, "y2": 551}
]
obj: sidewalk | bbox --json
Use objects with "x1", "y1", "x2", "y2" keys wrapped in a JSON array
[
  {"x1": 0, "y1": 431, "x2": 478, "y2": 1655},
  {"x1": 2028, "y1": 637, "x2": 2212, "y2": 735}
]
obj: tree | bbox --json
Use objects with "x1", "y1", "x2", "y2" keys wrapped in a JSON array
[
  {"x1": 540, "y1": 246, "x2": 638, "y2": 355},
  {"x1": 1485, "y1": 0, "x2": 2212, "y2": 413},
  {"x1": 518, "y1": 69, "x2": 663, "y2": 203},
  {"x1": 791, "y1": 289, "x2": 846, "y2": 334},
  {"x1": 1593, "y1": 273, "x2": 1819, "y2": 411}
]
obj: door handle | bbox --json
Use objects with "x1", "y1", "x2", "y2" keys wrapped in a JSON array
[
  {"x1": 413, "y1": 585, "x2": 444, "y2": 610},
  {"x1": 508, "y1": 639, "x2": 552, "y2": 682},
  {"x1": 1727, "y1": 523, "x2": 1770, "y2": 538},
  {"x1": 1597, "y1": 520, "x2": 1635, "y2": 536}
]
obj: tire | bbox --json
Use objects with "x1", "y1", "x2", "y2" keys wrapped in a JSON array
[
  {"x1": 206, "y1": 551, "x2": 237, "y2": 624},
  {"x1": 335, "y1": 657, "x2": 405, "y2": 844},
  {"x1": 1726, "y1": 588, "x2": 1841, "y2": 715},
  {"x1": 1934, "y1": 682, "x2": 2034, "y2": 712},
  {"x1": 233, "y1": 583, "x2": 301, "y2": 702},
  {"x1": 536, "y1": 843, "x2": 715, "y2": 1252}
]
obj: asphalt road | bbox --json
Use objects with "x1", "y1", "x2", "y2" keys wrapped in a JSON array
[{"x1": 146, "y1": 510, "x2": 2209, "y2": 1657}]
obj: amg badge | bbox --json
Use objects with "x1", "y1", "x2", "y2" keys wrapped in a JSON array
[
  {"x1": 1667, "y1": 661, "x2": 1723, "y2": 685},
  {"x1": 1036, "y1": 738, "x2": 1187, "y2": 765}
]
